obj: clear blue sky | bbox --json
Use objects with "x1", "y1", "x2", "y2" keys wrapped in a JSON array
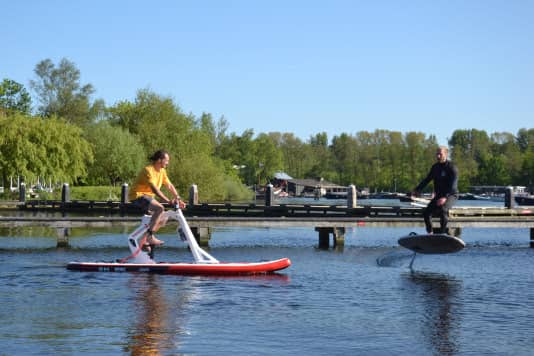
[{"x1": 2, "y1": 0, "x2": 533, "y2": 145}]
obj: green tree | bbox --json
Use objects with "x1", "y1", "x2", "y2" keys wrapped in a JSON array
[
  {"x1": 517, "y1": 128, "x2": 534, "y2": 152},
  {"x1": 477, "y1": 155, "x2": 509, "y2": 185},
  {"x1": 30, "y1": 58, "x2": 97, "y2": 126},
  {"x1": 275, "y1": 132, "x2": 309, "y2": 179},
  {"x1": 0, "y1": 79, "x2": 32, "y2": 115},
  {"x1": 83, "y1": 122, "x2": 146, "y2": 185},
  {"x1": 306, "y1": 132, "x2": 333, "y2": 180},
  {"x1": 253, "y1": 133, "x2": 283, "y2": 185},
  {"x1": 0, "y1": 113, "x2": 93, "y2": 187},
  {"x1": 490, "y1": 132, "x2": 522, "y2": 184},
  {"x1": 386, "y1": 131, "x2": 406, "y2": 192},
  {"x1": 109, "y1": 89, "x2": 248, "y2": 200},
  {"x1": 449, "y1": 129, "x2": 480, "y2": 190},
  {"x1": 331, "y1": 133, "x2": 357, "y2": 185},
  {"x1": 216, "y1": 129, "x2": 256, "y2": 185}
]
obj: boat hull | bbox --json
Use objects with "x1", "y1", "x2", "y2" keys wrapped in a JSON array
[
  {"x1": 67, "y1": 258, "x2": 291, "y2": 276},
  {"x1": 515, "y1": 195, "x2": 534, "y2": 206}
]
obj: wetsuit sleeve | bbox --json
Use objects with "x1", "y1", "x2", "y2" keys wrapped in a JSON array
[
  {"x1": 447, "y1": 163, "x2": 459, "y2": 197},
  {"x1": 415, "y1": 166, "x2": 433, "y2": 193}
]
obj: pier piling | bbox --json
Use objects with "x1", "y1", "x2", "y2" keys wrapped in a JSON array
[
  {"x1": 19, "y1": 182, "x2": 26, "y2": 203},
  {"x1": 505, "y1": 186, "x2": 514, "y2": 209},
  {"x1": 347, "y1": 184, "x2": 357, "y2": 208},
  {"x1": 189, "y1": 184, "x2": 199, "y2": 206},
  {"x1": 190, "y1": 226, "x2": 211, "y2": 246},
  {"x1": 315, "y1": 227, "x2": 345, "y2": 249},
  {"x1": 121, "y1": 183, "x2": 128, "y2": 204},
  {"x1": 61, "y1": 183, "x2": 70, "y2": 204}
]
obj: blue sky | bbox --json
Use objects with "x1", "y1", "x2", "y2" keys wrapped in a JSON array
[{"x1": 2, "y1": 0, "x2": 533, "y2": 145}]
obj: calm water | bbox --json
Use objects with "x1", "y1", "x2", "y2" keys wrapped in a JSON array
[{"x1": 1, "y1": 199, "x2": 533, "y2": 355}]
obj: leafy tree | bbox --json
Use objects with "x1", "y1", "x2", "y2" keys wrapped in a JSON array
[
  {"x1": 331, "y1": 133, "x2": 357, "y2": 185},
  {"x1": 516, "y1": 128, "x2": 534, "y2": 152},
  {"x1": 477, "y1": 155, "x2": 509, "y2": 185},
  {"x1": 109, "y1": 89, "x2": 248, "y2": 200},
  {"x1": 275, "y1": 132, "x2": 309, "y2": 179},
  {"x1": 306, "y1": 132, "x2": 334, "y2": 180},
  {"x1": 520, "y1": 150, "x2": 534, "y2": 190},
  {"x1": 385, "y1": 131, "x2": 406, "y2": 192},
  {"x1": 253, "y1": 133, "x2": 283, "y2": 185},
  {"x1": 490, "y1": 132, "x2": 522, "y2": 184},
  {"x1": 83, "y1": 122, "x2": 146, "y2": 185},
  {"x1": 216, "y1": 129, "x2": 256, "y2": 184},
  {"x1": 0, "y1": 113, "x2": 93, "y2": 187},
  {"x1": 30, "y1": 58, "x2": 97, "y2": 126},
  {"x1": 449, "y1": 129, "x2": 480, "y2": 190},
  {"x1": 0, "y1": 79, "x2": 32, "y2": 115}
]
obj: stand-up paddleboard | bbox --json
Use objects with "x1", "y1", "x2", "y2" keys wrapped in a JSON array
[
  {"x1": 67, "y1": 209, "x2": 291, "y2": 275},
  {"x1": 66, "y1": 258, "x2": 291, "y2": 275},
  {"x1": 398, "y1": 232, "x2": 465, "y2": 254}
]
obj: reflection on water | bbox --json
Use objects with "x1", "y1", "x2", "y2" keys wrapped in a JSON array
[
  {"x1": 125, "y1": 275, "x2": 181, "y2": 355},
  {"x1": 123, "y1": 273, "x2": 290, "y2": 355},
  {"x1": 402, "y1": 271, "x2": 463, "y2": 355}
]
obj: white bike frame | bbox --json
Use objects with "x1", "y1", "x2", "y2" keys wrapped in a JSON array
[{"x1": 126, "y1": 208, "x2": 219, "y2": 264}]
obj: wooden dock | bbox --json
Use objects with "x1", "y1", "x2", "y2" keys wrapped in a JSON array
[
  {"x1": 1, "y1": 201, "x2": 533, "y2": 248},
  {"x1": 2, "y1": 184, "x2": 533, "y2": 248}
]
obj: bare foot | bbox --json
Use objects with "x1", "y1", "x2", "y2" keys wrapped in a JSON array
[{"x1": 147, "y1": 234, "x2": 164, "y2": 245}]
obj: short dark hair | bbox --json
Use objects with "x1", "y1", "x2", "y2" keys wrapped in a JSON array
[{"x1": 149, "y1": 149, "x2": 169, "y2": 162}]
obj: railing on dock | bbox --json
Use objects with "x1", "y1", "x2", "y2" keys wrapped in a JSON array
[{"x1": 3, "y1": 183, "x2": 534, "y2": 248}]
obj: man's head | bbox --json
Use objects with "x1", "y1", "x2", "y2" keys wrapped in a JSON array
[
  {"x1": 436, "y1": 146, "x2": 449, "y2": 163},
  {"x1": 150, "y1": 150, "x2": 170, "y2": 168}
]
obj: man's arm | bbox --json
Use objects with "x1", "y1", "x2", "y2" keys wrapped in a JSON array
[
  {"x1": 165, "y1": 182, "x2": 180, "y2": 202},
  {"x1": 414, "y1": 166, "x2": 434, "y2": 194},
  {"x1": 447, "y1": 163, "x2": 459, "y2": 196},
  {"x1": 149, "y1": 182, "x2": 174, "y2": 204}
]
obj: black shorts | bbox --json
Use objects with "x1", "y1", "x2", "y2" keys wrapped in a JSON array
[{"x1": 131, "y1": 195, "x2": 154, "y2": 213}]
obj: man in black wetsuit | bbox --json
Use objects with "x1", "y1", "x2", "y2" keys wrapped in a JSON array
[{"x1": 413, "y1": 146, "x2": 459, "y2": 234}]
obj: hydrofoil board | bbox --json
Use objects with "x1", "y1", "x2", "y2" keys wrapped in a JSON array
[{"x1": 398, "y1": 232, "x2": 465, "y2": 254}]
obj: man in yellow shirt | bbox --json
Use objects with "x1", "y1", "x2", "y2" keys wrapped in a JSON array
[{"x1": 129, "y1": 150, "x2": 185, "y2": 245}]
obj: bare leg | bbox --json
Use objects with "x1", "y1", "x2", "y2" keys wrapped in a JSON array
[{"x1": 146, "y1": 200, "x2": 165, "y2": 245}]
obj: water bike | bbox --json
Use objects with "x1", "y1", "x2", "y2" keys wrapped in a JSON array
[{"x1": 67, "y1": 208, "x2": 291, "y2": 275}]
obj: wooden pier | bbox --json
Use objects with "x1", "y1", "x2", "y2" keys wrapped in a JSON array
[
  {"x1": 2, "y1": 184, "x2": 533, "y2": 248},
  {"x1": 2, "y1": 203, "x2": 533, "y2": 249}
]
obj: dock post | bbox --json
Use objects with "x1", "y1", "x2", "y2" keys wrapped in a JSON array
[
  {"x1": 189, "y1": 184, "x2": 198, "y2": 206},
  {"x1": 56, "y1": 227, "x2": 70, "y2": 248},
  {"x1": 530, "y1": 228, "x2": 534, "y2": 248},
  {"x1": 315, "y1": 227, "x2": 345, "y2": 249},
  {"x1": 19, "y1": 182, "x2": 26, "y2": 203},
  {"x1": 61, "y1": 183, "x2": 70, "y2": 203},
  {"x1": 190, "y1": 226, "x2": 211, "y2": 247},
  {"x1": 505, "y1": 186, "x2": 514, "y2": 209},
  {"x1": 316, "y1": 227, "x2": 331, "y2": 249},
  {"x1": 265, "y1": 184, "x2": 274, "y2": 207},
  {"x1": 347, "y1": 184, "x2": 357, "y2": 208},
  {"x1": 449, "y1": 227, "x2": 462, "y2": 238},
  {"x1": 333, "y1": 227, "x2": 346, "y2": 248},
  {"x1": 121, "y1": 183, "x2": 128, "y2": 204}
]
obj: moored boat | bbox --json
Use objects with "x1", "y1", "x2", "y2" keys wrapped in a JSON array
[{"x1": 515, "y1": 195, "x2": 534, "y2": 206}]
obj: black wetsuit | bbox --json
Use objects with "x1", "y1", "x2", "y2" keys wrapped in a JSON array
[{"x1": 415, "y1": 160, "x2": 459, "y2": 234}]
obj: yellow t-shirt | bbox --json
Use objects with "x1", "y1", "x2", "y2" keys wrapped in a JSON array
[{"x1": 129, "y1": 165, "x2": 171, "y2": 200}]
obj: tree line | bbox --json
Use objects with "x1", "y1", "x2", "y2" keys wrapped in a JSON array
[{"x1": 1, "y1": 58, "x2": 533, "y2": 200}]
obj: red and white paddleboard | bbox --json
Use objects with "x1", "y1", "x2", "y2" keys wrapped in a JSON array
[
  {"x1": 67, "y1": 258, "x2": 291, "y2": 275},
  {"x1": 66, "y1": 209, "x2": 291, "y2": 276}
]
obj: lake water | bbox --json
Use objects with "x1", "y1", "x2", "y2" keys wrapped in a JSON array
[{"x1": 1, "y1": 199, "x2": 533, "y2": 355}]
